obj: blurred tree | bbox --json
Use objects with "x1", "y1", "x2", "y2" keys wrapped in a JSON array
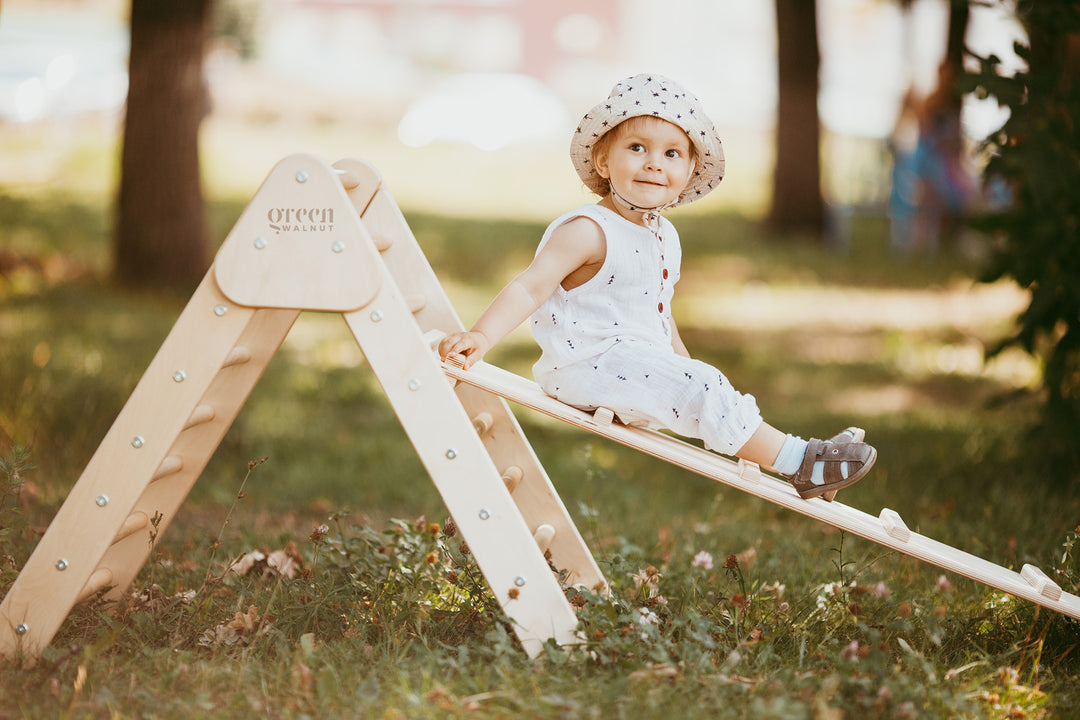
[
  {"x1": 769, "y1": 0, "x2": 823, "y2": 237},
  {"x1": 115, "y1": 0, "x2": 212, "y2": 290},
  {"x1": 968, "y1": 1, "x2": 1080, "y2": 477}
]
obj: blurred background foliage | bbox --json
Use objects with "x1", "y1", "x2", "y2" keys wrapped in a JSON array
[{"x1": 966, "y1": 1, "x2": 1080, "y2": 475}]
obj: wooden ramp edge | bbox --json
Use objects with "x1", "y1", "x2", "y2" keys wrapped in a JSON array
[{"x1": 440, "y1": 356, "x2": 1080, "y2": 622}]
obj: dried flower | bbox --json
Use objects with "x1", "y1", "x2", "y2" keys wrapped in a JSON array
[
  {"x1": 725, "y1": 554, "x2": 739, "y2": 570},
  {"x1": 427, "y1": 523, "x2": 441, "y2": 536},
  {"x1": 309, "y1": 524, "x2": 329, "y2": 544}
]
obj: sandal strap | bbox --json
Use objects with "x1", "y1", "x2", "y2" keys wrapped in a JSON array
[
  {"x1": 795, "y1": 439, "x2": 873, "y2": 486},
  {"x1": 796, "y1": 438, "x2": 826, "y2": 482}
]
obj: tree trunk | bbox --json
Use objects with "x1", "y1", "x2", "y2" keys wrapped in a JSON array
[
  {"x1": 769, "y1": 0, "x2": 823, "y2": 237},
  {"x1": 115, "y1": 0, "x2": 211, "y2": 290}
]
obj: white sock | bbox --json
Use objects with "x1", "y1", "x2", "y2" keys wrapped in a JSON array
[{"x1": 772, "y1": 435, "x2": 807, "y2": 476}]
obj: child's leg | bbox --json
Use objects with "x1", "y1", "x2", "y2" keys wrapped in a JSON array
[
  {"x1": 538, "y1": 341, "x2": 762, "y2": 455},
  {"x1": 733, "y1": 422, "x2": 787, "y2": 468}
]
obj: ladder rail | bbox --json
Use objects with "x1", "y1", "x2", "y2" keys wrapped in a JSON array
[{"x1": 339, "y1": 158, "x2": 606, "y2": 592}]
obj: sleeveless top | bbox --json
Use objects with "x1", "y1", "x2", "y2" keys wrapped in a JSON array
[{"x1": 531, "y1": 203, "x2": 681, "y2": 385}]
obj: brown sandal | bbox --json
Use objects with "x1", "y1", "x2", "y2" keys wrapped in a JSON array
[
  {"x1": 821, "y1": 427, "x2": 864, "y2": 502},
  {"x1": 785, "y1": 435, "x2": 876, "y2": 500}
]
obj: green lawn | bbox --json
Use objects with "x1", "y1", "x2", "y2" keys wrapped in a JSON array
[{"x1": 1, "y1": 123, "x2": 1078, "y2": 719}]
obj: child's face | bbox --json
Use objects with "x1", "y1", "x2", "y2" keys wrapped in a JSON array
[{"x1": 594, "y1": 117, "x2": 696, "y2": 210}]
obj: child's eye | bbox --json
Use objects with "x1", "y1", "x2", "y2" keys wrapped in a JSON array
[
  {"x1": 629, "y1": 142, "x2": 644, "y2": 152},
  {"x1": 666, "y1": 149, "x2": 682, "y2": 158}
]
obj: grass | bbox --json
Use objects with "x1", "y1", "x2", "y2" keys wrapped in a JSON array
[{"x1": 2, "y1": 121, "x2": 1079, "y2": 718}]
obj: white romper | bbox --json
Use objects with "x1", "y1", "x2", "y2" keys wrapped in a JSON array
[{"x1": 530, "y1": 204, "x2": 763, "y2": 455}]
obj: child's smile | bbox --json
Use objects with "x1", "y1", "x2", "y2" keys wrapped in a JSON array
[{"x1": 595, "y1": 116, "x2": 696, "y2": 220}]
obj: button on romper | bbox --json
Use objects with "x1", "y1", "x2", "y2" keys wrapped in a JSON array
[{"x1": 531, "y1": 204, "x2": 763, "y2": 455}]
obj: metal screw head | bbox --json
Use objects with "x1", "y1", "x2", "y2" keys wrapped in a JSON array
[
  {"x1": 445, "y1": 449, "x2": 457, "y2": 460},
  {"x1": 514, "y1": 576, "x2": 526, "y2": 587},
  {"x1": 214, "y1": 304, "x2": 228, "y2": 317},
  {"x1": 478, "y1": 508, "x2": 490, "y2": 520},
  {"x1": 55, "y1": 559, "x2": 68, "y2": 571},
  {"x1": 95, "y1": 494, "x2": 109, "y2": 507},
  {"x1": 408, "y1": 378, "x2": 422, "y2": 391},
  {"x1": 295, "y1": 171, "x2": 309, "y2": 183},
  {"x1": 331, "y1": 240, "x2": 346, "y2": 254},
  {"x1": 254, "y1": 236, "x2": 267, "y2": 250},
  {"x1": 369, "y1": 310, "x2": 384, "y2": 323},
  {"x1": 131, "y1": 436, "x2": 145, "y2": 449},
  {"x1": 172, "y1": 370, "x2": 186, "y2": 383},
  {"x1": 15, "y1": 623, "x2": 28, "y2": 636}
]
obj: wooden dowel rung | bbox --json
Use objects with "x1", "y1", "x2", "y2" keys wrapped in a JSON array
[
  {"x1": 533, "y1": 524, "x2": 556, "y2": 553},
  {"x1": 221, "y1": 346, "x2": 252, "y2": 368},
  {"x1": 737, "y1": 459, "x2": 761, "y2": 482},
  {"x1": 472, "y1": 412, "x2": 494, "y2": 436},
  {"x1": 373, "y1": 233, "x2": 393, "y2": 252},
  {"x1": 152, "y1": 455, "x2": 184, "y2": 482},
  {"x1": 113, "y1": 511, "x2": 150, "y2": 545},
  {"x1": 592, "y1": 407, "x2": 615, "y2": 426},
  {"x1": 76, "y1": 567, "x2": 113, "y2": 604},
  {"x1": 1021, "y1": 564, "x2": 1062, "y2": 600},
  {"x1": 183, "y1": 404, "x2": 216, "y2": 430},
  {"x1": 502, "y1": 466, "x2": 523, "y2": 494},
  {"x1": 879, "y1": 508, "x2": 911, "y2": 542}
]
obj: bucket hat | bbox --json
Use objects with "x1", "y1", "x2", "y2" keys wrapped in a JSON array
[{"x1": 570, "y1": 74, "x2": 725, "y2": 206}]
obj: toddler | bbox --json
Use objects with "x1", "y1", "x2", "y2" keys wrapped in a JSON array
[{"x1": 438, "y1": 74, "x2": 876, "y2": 500}]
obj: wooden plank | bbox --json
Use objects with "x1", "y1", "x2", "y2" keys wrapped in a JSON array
[
  {"x1": 0, "y1": 272, "x2": 295, "y2": 660},
  {"x1": 442, "y1": 359, "x2": 1080, "y2": 622},
  {"x1": 342, "y1": 275, "x2": 582, "y2": 658}
]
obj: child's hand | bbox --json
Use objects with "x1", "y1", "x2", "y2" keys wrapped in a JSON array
[{"x1": 438, "y1": 331, "x2": 491, "y2": 370}]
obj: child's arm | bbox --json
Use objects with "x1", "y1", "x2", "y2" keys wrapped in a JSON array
[{"x1": 439, "y1": 217, "x2": 605, "y2": 369}]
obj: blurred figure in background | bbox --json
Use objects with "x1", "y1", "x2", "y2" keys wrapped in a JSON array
[{"x1": 889, "y1": 63, "x2": 975, "y2": 256}]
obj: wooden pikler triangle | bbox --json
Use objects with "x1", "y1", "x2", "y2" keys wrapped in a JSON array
[{"x1": 2, "y1": 154, "x2": 1077, "y2": 664}]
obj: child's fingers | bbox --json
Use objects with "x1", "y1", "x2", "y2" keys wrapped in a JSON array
[{"x1": 438, "y1": 334, "x2": 467, "y2": 358}]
